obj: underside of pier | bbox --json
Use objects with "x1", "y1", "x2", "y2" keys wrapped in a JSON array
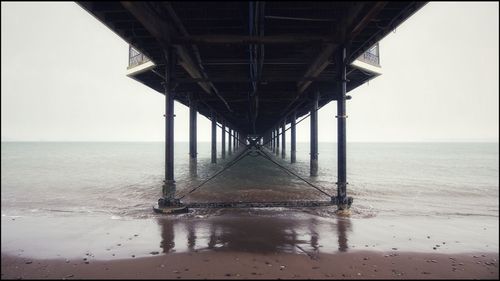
[{"x1": 78, "y1": 1, "x2": 427, "y2": 212}]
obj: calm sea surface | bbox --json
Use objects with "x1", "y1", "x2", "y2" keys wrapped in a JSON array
[
  {"x1": 1, "y1": 142, "x2": 498, "y2": 258},
  {"x1": 1, "y1": 142, "x2": 498, "y2": 219}
]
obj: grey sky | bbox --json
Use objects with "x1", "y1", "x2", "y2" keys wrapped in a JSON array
[{"x1": 1, "y1": 2, "x2": 498, "y2": 142}]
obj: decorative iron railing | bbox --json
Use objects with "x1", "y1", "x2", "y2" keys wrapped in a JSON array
[
  {"x1": 356, "y1": 42, "x2": 380, "y2": 66},
  {"x1": 128, "y1": 45, "x2": 150, "y2": 68}
]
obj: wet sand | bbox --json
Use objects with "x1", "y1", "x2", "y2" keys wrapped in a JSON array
[
  {"x1": 2, "y1": 210, "x2": 499, "y2": 280},
  {"x1": 2, "y1": 251, "x2": 498, "y2": 279}
]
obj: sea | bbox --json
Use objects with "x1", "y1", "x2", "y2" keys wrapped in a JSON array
[{"x1": 1, "y1": 142, "x2": 498, "y2": 259}]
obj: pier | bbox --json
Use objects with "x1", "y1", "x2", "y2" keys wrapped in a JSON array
[{"x1": 78, "y1": 1, "x2": 426, "y2": 213}]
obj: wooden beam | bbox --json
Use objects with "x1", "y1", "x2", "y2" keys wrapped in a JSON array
[
  {"x1": 296, "y1": 44, "x2": 335, "y2": 94},
  {"x1": 163, "y1": 2, "x2": 232, "y2": 112},
  {"x1": 120, "y1": 2, "x2": 217, "y2": 97},
  {"x1": 173, "y1": 76, "x2": 338, "y2": 83},
  {"x1": 201, "y1": 59, "x2": 309, "y2": 65},
  {"x1": 173, "y1": 35, "x2": 336, "y2": 45},
  {"x1": 348, "y1": 2, "x2": 425, "y2": 63},
  {"x1": 203, "y1": 98, "x2": 295, "y2": 103},
  {"x1": 175, "y1": 47, "x2": 213, "y2": 94},
  {"x1": 348, "y1": 2, "x2": 388, "y2": 41},
  {"x1": 120, "y1": 2, "x2": 172, "y2": 46},
  {"x1": 296, "y1": 2, "x2": 378, "y2": 96},
  {"x1": 337, "y1": 2, "x2": 367, "y2": 41}
]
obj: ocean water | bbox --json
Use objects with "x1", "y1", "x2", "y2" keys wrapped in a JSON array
[
  {"x1": 1, "y1": 142, "x2": 498, "y2": 258},
  {"x1": 1, "y1": 142, "x2": 498, "y2": 219}
]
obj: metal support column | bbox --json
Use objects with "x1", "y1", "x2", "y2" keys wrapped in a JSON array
[
  {"x1": 336, "y1": 45, "x2": 349, "y2": 209},
  {"x1": 211, "y1": 111, "x2": 217, "y2": 164},
  {"x1": 233, "y1": 130, "x2": 236, "y2": 152},
  {"x1": 281, "y1": 119, "x2": 286, "y2": 159},
  {"x1": 310, "y1": 91, "x2": 319, "y2": 177},
  {"x1": 275, "y1": 126, "x2": 280, "y2": 156},
  {"x1": 269, "y1": 131, "x2": 271, "y2": 149},
  {"x1": 291, "y1": 112, "x2": 296, "y2": 163},
  {"x1": 161, "y1": 47, "x2": 176, "y2": 204},
  {"x1": 189, "y1": 94, "x2": 197, "y2": 160},
  {"x1": 271, "y1": 130, "x2": 275, "y2": 152},
  {"x1": 221, "y1": 119, "x2": 226, "y2": 159},
  {"x1": 270, "y1": 131, "x2": 273, "y2": 149},
  {"x1": 228, "y1": 128, "x2": 232, "y2": 155}
]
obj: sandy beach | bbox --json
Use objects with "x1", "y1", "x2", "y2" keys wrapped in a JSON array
[
  {"x1": 2, "y1": 250, "x2": 498, "y2": 279},
  {"x1": 2, "y1": 209, "x2": 498, "y2": 279}
]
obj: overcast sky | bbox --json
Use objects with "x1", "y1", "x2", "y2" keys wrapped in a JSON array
[{"x1": 1, "y1": 2, "x2": 498, "y2": 142}]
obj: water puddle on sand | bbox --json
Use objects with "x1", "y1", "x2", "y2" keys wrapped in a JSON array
[{"x1": 2, "y1": 206, "x2": 498, "y2": 262}]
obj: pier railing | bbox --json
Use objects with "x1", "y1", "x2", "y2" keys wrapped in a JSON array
[
  {"x1": 128, "y1": 45, "x2": 150, "y2": 69},
  {"x1": 356, "y1": 43, "x2": 380, "y2": 66}
]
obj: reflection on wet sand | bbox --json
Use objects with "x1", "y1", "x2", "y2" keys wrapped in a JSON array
[
  {"x1": 337, "y1": 217, "x2": 351, "y2": 252},
  {"x1": 157, "y1": 213, "x2": 352, "y2": 255}
]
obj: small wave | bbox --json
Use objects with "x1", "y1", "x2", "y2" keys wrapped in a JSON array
[
  {"x1": 42, "y1": 209, "x2": 75, "y2": 213},
  {"x1": 2, "y1": 214, "x2": 23, "y2": 218},
  {"x1": 427, "y1": 211, "x2": 499, "y2": 218}
]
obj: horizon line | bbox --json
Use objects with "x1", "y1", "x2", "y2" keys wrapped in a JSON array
[{"x1": 1, "y1": 140, "x2": 498, "y2": 143}]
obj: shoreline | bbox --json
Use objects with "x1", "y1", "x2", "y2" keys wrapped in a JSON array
[{"x1": 2, "y1": 250, "x2": 498, "y2": 279}]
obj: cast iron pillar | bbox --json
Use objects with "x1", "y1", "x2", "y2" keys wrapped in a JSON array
[
  {"x1": 237, "y1": 132, "x2": 239, "y2": 150},
  {"x1": 336, "y1": 45, "x2": 351, "y2": 210},
  {"x1": 270, "y1": 131, "x2": 273, "y2": 149},
  {"x1": 281, "y1": 119, "x2": 286, "y2": 159},
  {"x1": 233, "y1": 130, "x2": 236, "y2": 152},
  {"x1": 310, "y1": 91, "x2": 319, "y2": 177},
  {"x1": 266, "y1": 132, "x2": 273, "y2": 149},
  {"x1": 211, "y1": 111, "x2": 217, "y2": 164},
  {"x1": 228, "y1": 128, "x2": 232, "y2": 155},
  {"x1": 162, "y1": 47, "x2": 176, "y2": 204},
  {"x1": 221, "y1": 119, "x2": 226, "y2": 159},
  {"x1": 275, "y1": 126, "x2": 280, "y2": 156},
  {"x1": 271, "y1": 130, "x2": 275, "y2": 152},
  {"x1": 291, "y1": 112, "x2": 297, "y2": 163},
  {"x1": 189, "y1": 94, "x2": 197, "y2": 160},
  {"x1": 236, "y1": 131, "x2": 239, "y2": 150}
]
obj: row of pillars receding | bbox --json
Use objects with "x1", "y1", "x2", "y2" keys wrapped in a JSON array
[
  {"x1": 189, "y1": 94, "x2": 241, "y2": 163},
  {"x1": 262, "y1": 46, "x2": 349, "y2": 208},
  {"x1": 162, "y1": 46, "x2": 244, "y2": 206},
  {"x1": 209, "y1": 111, "x2": 243, "y2": 164},
  {"x1": 161, "y1": 45, "x2": 350, "y2": 210},
  {"x1": 262, "y1": 91, "x2": 318, "y2": 177}
]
